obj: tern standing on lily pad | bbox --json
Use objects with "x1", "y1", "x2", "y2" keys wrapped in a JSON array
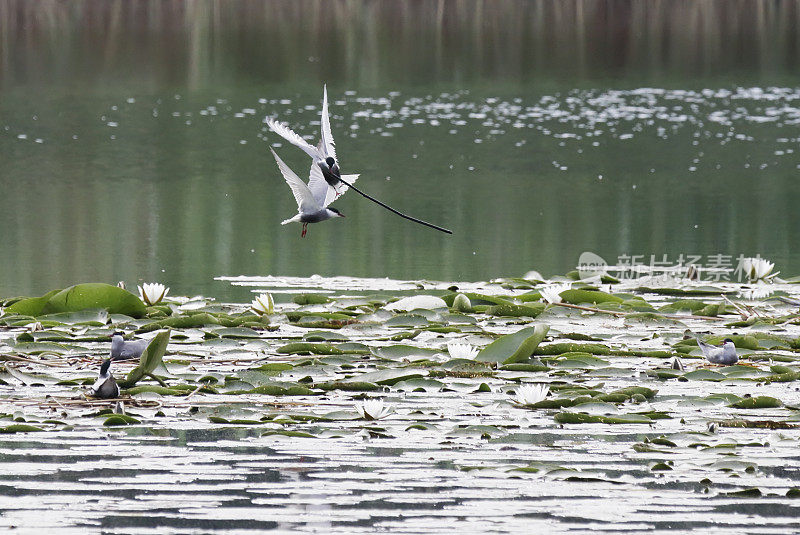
[
  {"x1": 694, "y1": 335, "x2": 738, "y2": 365},
  {"x1": 110, "y1": 331, "x2": 148, "y2": 361},
  {"x1": 266, "y1": 85, "x2": 452, "y2": 235},
  {"x1": 90, "y1": 359, "x2": 119, "y2": 399}
]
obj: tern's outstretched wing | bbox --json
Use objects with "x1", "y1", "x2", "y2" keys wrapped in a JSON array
[
  {"x1": 306, "y1": 163, "x2": 329, "y2": 207},
  {"x1": 266, "y1": 118, "x2": 320, "y2": 161},
  {"x1": 320, "y1": 84, "x2": 337, "y2": 161},
  {"x1": 270, "y1": 149, "x2": 320, "y2": 214},
  {"x1": 323, "y1": 174, "x2": 359, "y2": 207}
]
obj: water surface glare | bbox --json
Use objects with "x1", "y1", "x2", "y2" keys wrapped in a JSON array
[
  {"x1": 1, "y1": 0, "x2": 799, "y2": 298},
  {"x1": 2, "y1": 86, "x2": 799, "y2": 299},
  {"x1": 2, "y1": 274, "x2": 800, "y2": 532}
]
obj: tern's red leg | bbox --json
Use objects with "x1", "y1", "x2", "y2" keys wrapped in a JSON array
[{"x1": 301, "y1": 223, "x2": 307, "y2": 238}]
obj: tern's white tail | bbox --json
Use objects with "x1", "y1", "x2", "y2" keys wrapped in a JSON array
[{"x1": 281, "y1": 214, "x2": 301, "y2": 225}]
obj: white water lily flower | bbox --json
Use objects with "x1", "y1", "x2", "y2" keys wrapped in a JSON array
[
  {"x1": 739, "y1": 257, "x2": 777, "y2": 282},
  {"x1": 538, "y1": 283, "x2": 571, "y2": 304},
  {"x1": 447, "y1": 342, "x2": 479, "y2": 360},
  {"x1": 356, "y1": 399, "x2": 392, "y2": 420},
  {"x1": 250, "y1": 293, "x2": 274, "y2": 315},
  {"x1": 138, "y1": 282, "x2": 169, "y2": 305},
  {"x1": 739, "y1": 285, "x2": 774, "y2": 300},
  {"x1": 28, "y1": 321, "x2": 43, "y2": 333},
  {"x1": 515, "y1": 383, "x2": 549, "y2": 406}
]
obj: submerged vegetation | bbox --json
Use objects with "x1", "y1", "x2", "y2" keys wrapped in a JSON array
[{"x1": 2, "y1": 271, "x2": 800, "y2": 529}]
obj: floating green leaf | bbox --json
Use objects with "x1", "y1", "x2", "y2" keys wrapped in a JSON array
[
  {"x1": 3, "y1": 289, "x2": 62, "y2": 317},
  {"x1": 293, "y1": 294, "x2": 331, "y2": 305},
  {"x1": 374, "y1": 345, "x2": 440, "y2": 361},
  {"x1": 485, "y1": 303, "x2": 545, "y2": 317},
  {"x1": 262, "y1": 430, "x2": 316, "y2": 438},
  {"x1": 535, "y1": 342, "x2": 611, "y2": 355},
  {"x1": 103, "y1": 414, "x2": 141, "y2": 426},
  {"x1": 277, "y1": 342, "x2": 343, "y2": 355},
  {"x1": 351, "y1": 368, "x2": 426, "y2": 386},
  {"x1": 475, "y1": 324, "x2": 549, "y2": 364},
  {"x1": 41, "y1": 283, "x2": 146, "y2": 317},
  {"x1": 559, "y1": 289, "x2": 623, "y2": 305},
  {"x1": 119, "y1": 329, "x2": 171, "y2": 387},
  {"x1": 731, "y1": 396, "x2": 783, "y2": 409},
  {"x1": 0, "y1": 424, "x2": 44, "y2": 433},
  {"x1": 682, "y1": 369, "x2": 727, "y2": 382},
  {"x1": 554, "y1": 412, "x2": 652, "y2": 424}
]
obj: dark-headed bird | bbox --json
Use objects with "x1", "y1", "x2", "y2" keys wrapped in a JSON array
[
  {"x1": 111, "y1": 331, "x2": 148, "y2": 361},
  {"x1": 90, "y1": 359, "x2": 119, "y2": 399},
  {"x1": 694, "y1": 335, "x2": 738, "y2": 365}
]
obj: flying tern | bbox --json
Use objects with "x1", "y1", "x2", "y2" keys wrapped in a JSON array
[
  {"x1": 266, "y1": 85, "x2": 342, "y2": 193},
  {"x1": 271, "y1": 148, "x2": 352, "y2": 237},
  {"x1": 266, "y1": 85, "x2": 452, "y2": 234}
]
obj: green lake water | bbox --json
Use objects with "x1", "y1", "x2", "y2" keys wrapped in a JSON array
[
  {"x1": 1, "y1": 0, "x2": 798, "y2": 299},
  {"x1": 3, "y1": 3, "x2": 800, "y2": 533}
]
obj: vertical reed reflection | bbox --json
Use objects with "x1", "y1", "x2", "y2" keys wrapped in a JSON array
[
  {"x1": 0, "y1": 0, "x2": 797, "y2": 297},
  {"x1": 1, "y1": 0, "x2": 798, "y2": 90}
]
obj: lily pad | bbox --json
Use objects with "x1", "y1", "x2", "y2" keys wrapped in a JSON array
[
  {"x1": 731, "y1": 396, "x2": 783, "y2": 409},
  {"x1": 0, "y1": 424, "x2": 44, "y2": 433},
  {"x1": 103, "y1": 414, "x2": 141, "y2": 426},
  {"x1": 475, "y1": 324, "x2": 549, "y2": 364},
  {"x1": 293, "y1": 294, "x2": 331, "y2": 305},
  {"x1": 554, "y1": 412, "x2": 652, "y2": 424},
  {"x1": 559, "y1": 289, "x2": 623, "y2": 305},
  {"x1": 374, "y1": 345, "x2": 440, "y2": 361},
  {"x1": 682, "y1": 369, "x2": 727, "y2": 382},
  {"x1": 550, "y1": 352, "x2": 610, "y2": 369},
  {"x1": 119, "y1": 330, "x2": 171, "y2": 387},
  {"x1": 394, "y1": 378, "x2": 444, "y2": 392},
  {"x1": 3, "y1": 289, "x2": 62, "y2": 316},
  {"x1": 41, "y1": 284, "x2": 146, "y2": 318},
  {"x1": 385, "y1": 295, "x2": 447, "y2": 311},
  {"x1": 535, "y1": 342, "x2": 611, "y2": 355},
  {"x1": 485, "y1": 304, "x2": 545, "y2": 317},
  {"x1": 349, "y1": 368, "x2": 426, "y2": 386}
]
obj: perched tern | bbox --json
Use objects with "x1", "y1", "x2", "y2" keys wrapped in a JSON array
[
  {"x1": 271, "y1": 148, "x2": 349, "y2": 237},
  {"x1": 90, "y1": 359, "x2": 120, "y2": 399},
  {"x1": 694, "y1": 335, "x2": 738, "y2": 365},
  {"x1": 110, "y1": 331, "x2": 148, "y2": 361},
  {"x1": 266, "y1": 85, "x2": 452, "y2": 234}
]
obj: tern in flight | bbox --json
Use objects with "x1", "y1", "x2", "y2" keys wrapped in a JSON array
[
  {"x1": 271, "y1": 148, "x2": 352, "y2": 237},
  {"x1": 266, "y1": 85, "x2": 452, "y2": 234}
]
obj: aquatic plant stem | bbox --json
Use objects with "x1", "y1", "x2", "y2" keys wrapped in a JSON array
[
  {"x1": 4, "y1": 354, "x2": 65, "y2": 367},
  {"x1": 146, "y1": 373, "x2": 169, "y2": 387},
  {"x1": 184, "y1": 382, "x2": 206, "y2": 400},
  {"x1": 335, "y1": 176, "x2": 453, "y2": 234},
  {"x1": 721, "y1": 294, "x2": 751, "y2": 319}
]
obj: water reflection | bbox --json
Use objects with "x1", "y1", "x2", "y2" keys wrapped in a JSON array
[
  {"x1": 1, "y1": 423, "x2": 800, "y2": 533},
  {"x1": 0, "y1": 0, "x2": 798, "y2": 299},
  {"x1": 2, "y1": 0, "x2": 798, "y2": 89}
]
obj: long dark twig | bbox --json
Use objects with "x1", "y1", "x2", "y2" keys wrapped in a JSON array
[{"x1": 336, "y1": 176, "x2": 453, "y2": 234}]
